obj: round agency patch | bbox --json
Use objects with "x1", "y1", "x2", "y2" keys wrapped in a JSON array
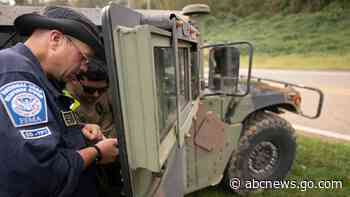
[
  {"x1": 11, "y1": 92, "x2": 42, "y2": 117},
  {"x1": 0, "y1": 81, "x2": 48, "y2": 127}
]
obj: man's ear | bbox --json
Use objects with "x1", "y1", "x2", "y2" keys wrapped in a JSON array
[{"x1": 48, "y1": 30, "x2": 64, "y2": 50}]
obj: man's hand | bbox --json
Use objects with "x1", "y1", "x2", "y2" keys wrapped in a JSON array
[
  {"x1": 81, "y1": 124, "x2": 105, "y2": 142},
  {"x1": 95, "y1": 138, "x2": 119, "y2": 164}
]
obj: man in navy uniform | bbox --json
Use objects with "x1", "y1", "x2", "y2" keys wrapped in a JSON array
[{"x1": 0, "y1": 6, "x2": 118, "y2": 197}]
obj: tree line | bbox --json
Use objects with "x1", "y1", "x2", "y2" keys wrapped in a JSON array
[{"x1": 1, "y1": 0, "x2": 348, "y2": 17}]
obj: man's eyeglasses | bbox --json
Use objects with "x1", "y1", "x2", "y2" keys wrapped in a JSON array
[{"x1": 64, "y1": 35, "x2": 90, "y2": 65}]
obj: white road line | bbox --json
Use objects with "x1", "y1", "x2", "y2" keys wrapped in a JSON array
[{"x1": 293, "y1": 124, "x2": 350, "y2": 142}]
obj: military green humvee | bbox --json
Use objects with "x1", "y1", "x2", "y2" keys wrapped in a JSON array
[{"x1": 0, "y1": 3, "x2": 324, "y2": 197}]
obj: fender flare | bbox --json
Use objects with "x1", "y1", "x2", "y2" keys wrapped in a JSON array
[{"x1": 241, "y1": 102, "x2": 298, "y2": 123}]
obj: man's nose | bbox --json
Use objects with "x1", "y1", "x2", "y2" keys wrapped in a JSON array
[
  {"x1": 80, "y1": 62, "x2": 88, "y2": 72},
  {"x1": 93, "y1": 91, "x2": 100, "y2": 97}
]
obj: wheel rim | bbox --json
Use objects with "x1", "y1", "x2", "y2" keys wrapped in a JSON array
[{"x1": 248, "y1": 141, "x2": 279, "y2": 177}]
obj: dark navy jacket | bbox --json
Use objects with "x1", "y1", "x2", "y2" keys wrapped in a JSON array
[{"x1": 0, "y1": 43, "x2": 98, "y2": 197}]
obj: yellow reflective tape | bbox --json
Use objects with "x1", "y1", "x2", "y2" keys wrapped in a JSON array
[{"x1": 62, "y1": 90, "x2": 81, "y2": 112}]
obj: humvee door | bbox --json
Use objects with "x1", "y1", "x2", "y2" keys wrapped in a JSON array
[{"x1": 101, "y1": 4, "x2": 200, "y2": 197}]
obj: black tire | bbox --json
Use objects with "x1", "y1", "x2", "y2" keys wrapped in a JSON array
[{"x1": 223, "y1": 111, "x2": 296, "y2": 194}]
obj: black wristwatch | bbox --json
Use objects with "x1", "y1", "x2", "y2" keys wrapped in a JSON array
[{"x1": 93, "y1": 145, "x2": 102, "y2": 162}]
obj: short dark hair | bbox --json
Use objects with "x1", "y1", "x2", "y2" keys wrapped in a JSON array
[{"x1": 80, "y1": 58, "x2": 108, "y2": 82}]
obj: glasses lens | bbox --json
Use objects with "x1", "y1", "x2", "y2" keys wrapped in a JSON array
[
  {"x1": 82, "y1": 86, "x2": 107, "y2": 95},
  {"x1": 65, "y1": 35, "x2": 90, "y2": 64}
]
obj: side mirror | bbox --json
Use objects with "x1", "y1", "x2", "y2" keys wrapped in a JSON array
[
  {"x1": 209, "y1": 47, "x2": 240, "y2": 92},
  {"x1": 202, "y1": 42, "x2": 253, "y2": 97}
]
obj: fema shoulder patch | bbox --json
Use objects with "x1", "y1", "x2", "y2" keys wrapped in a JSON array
[
  {"x1": 20, "y1": 127, "x2": 52, "y2": 140},
  {"x1": 0, "y1": 81, "x2": 48, "y2": 127}
]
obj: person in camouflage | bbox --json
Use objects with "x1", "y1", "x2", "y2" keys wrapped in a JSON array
[
  {"x1": 66, "y1": 58, "x2": 116, "y2": 138},
  {"x1": 66, "y1": 58, "x2": 123, "y2": 196}
]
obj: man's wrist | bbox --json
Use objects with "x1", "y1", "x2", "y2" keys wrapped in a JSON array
[{"x1": 92, "y1": 145, "x2": 102, "y2": 162}]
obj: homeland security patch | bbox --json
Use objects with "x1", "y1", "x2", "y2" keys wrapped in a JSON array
[{"x1": 0, "y1": 81, "x2": 48, "y2": 127}]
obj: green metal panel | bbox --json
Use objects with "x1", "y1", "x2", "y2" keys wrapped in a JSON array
[
  {"x1": 183, "y1": 96, "x2": 242, "y2": 193},
  {"x1": 228, "y1": 92, "x2": 295, "y2": 124},
  {"x1": 185, "y1": 122, "x2": 241, "y2": 194},
  {"x1": 159, "y1": 127, "x2": 177, "y2": 165},
  {"x1": 113, "y1": 24, "x2": 187, "y2": 173},
  {"x1": 132, "y1": 168, "x2": 153, "y2": 197},
  {"x1": 199, "y1": 85, "x2": 297, "y2": 125},
  {"x1": 113, "y1": 26, "x2": 161, "y2": 172},
  {"x1": 179, "y1": 104, "x2": 194, "y2": 147},
  {"x1": 229, "y1": 95, "x2": 255, "y2": 123},
  {"x1": 112, "y1": 22, "x2": 203, "y2": 195},
  {"x1": 200, "y1": 96, "x2": 224, "y2": 119}
]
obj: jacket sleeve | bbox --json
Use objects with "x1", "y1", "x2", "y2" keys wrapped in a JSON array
[{"x1": 0, "y1": 72, "x2": 85, "y2": 197}]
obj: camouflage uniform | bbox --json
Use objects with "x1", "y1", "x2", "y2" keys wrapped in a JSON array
[
  {"x1": 77, "y1": 89, "x2": 117, "y2": 138},
  {"x1": 73, "y1": 88, "x2": 123, "y2": 196},
  {"x1": 65, "y1": 57, "x2": 122, "y2": 196}
]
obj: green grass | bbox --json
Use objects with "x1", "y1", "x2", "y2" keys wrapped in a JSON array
[
  {"x1": 242, "y1": 54, "x2": 350, "y2": 70},
  {"x1": 200, "y1": 9, "x2": 350, "y2": 70},
  {"x1": 186, "y1": 135, "x2": 350, "y2": 197}
]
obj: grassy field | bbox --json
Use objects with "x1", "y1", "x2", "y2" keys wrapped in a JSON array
[
  {"x1": 201, "y1": 8, "x2": 350, "y2": 70},
  {"x1": 242, "y1": 54, "x2": 350, "y2": 70},
  {"x1": 186, "y1": 135, "x2": 350, "y2": 197}
]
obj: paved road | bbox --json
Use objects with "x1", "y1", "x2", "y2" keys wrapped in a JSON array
[{"x1": 241, "y1": 69, "x2": 350, "y2": 137}]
